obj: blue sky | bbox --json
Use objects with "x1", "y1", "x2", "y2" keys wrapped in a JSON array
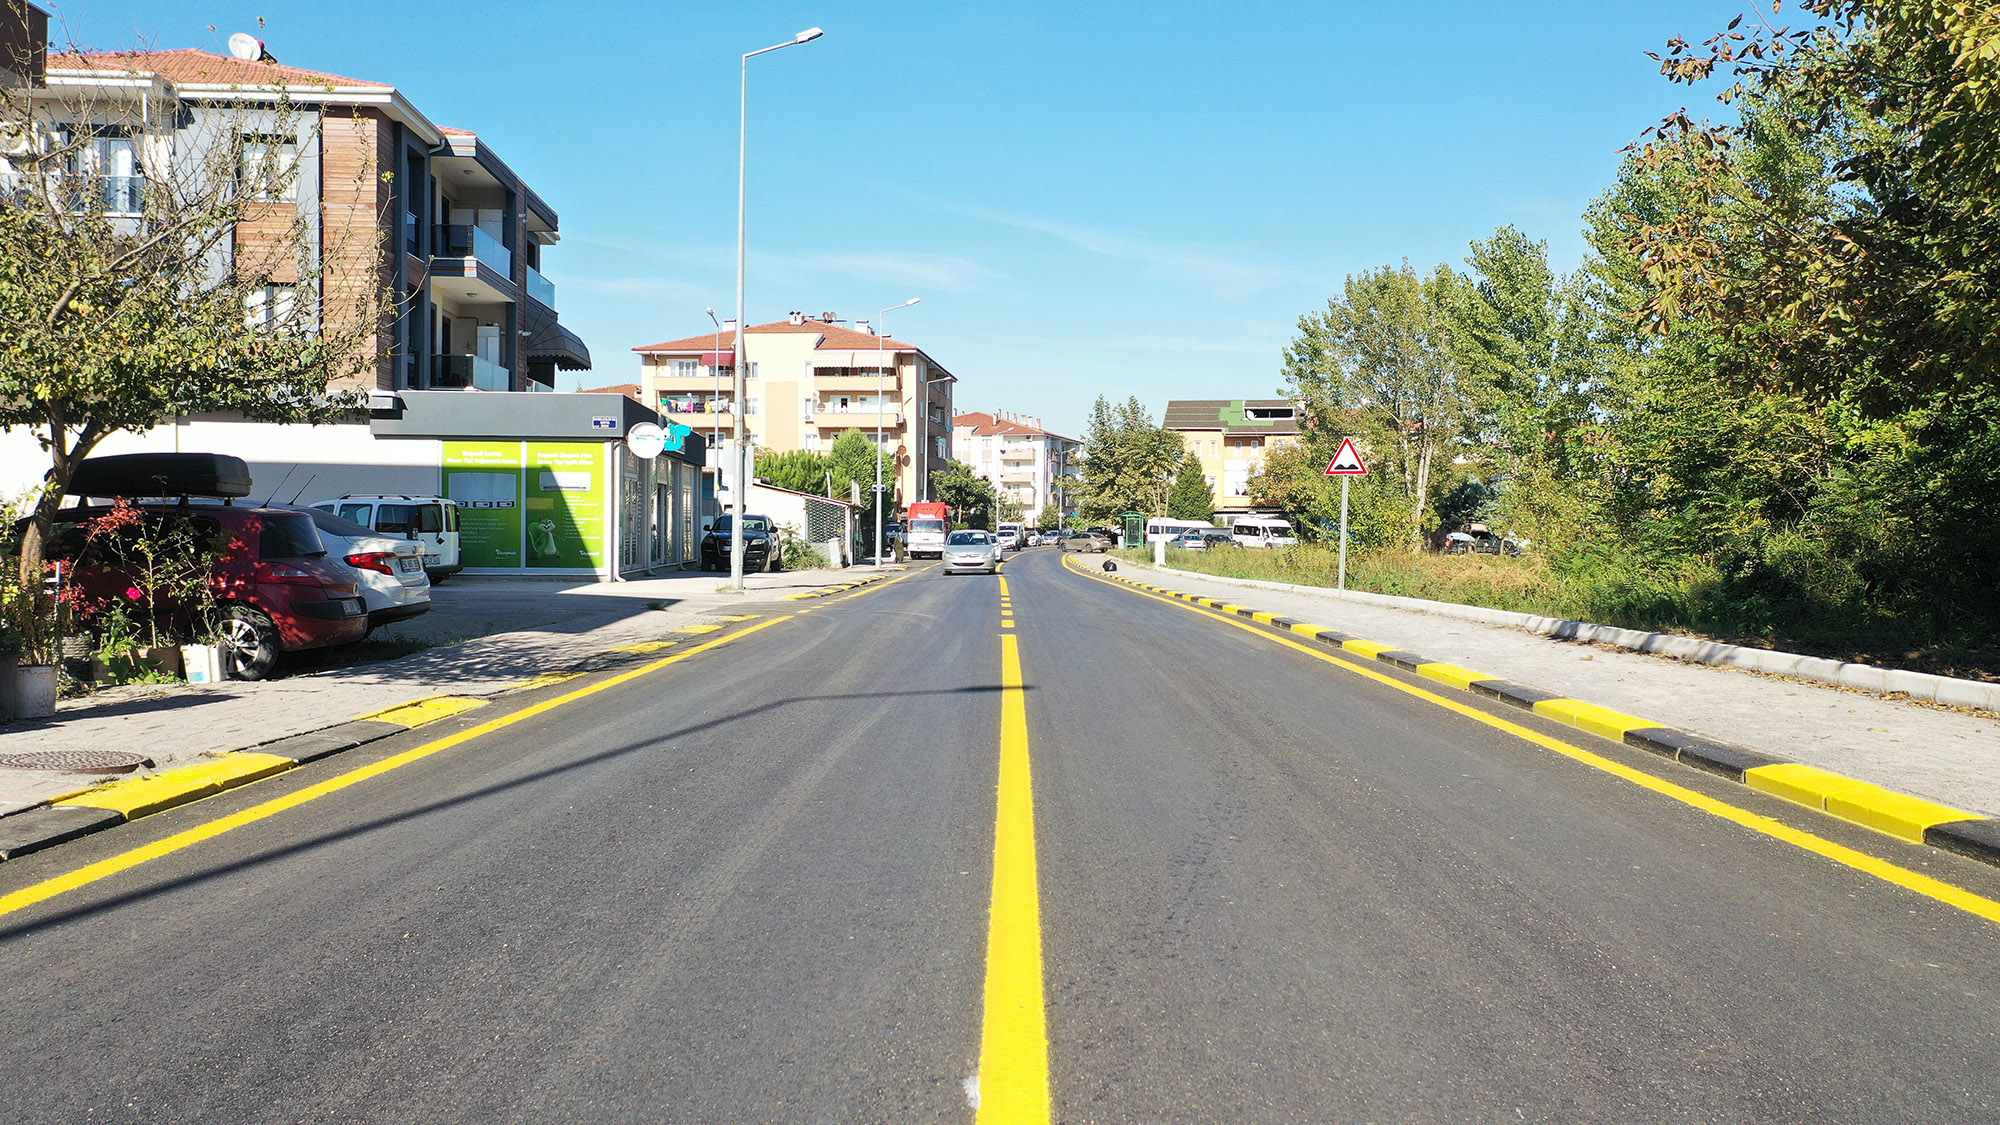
[{"x1": 51, "y1": 1, "x2": 1745, "y2": 438}]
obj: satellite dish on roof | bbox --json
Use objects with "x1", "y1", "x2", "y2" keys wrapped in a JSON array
[{"x1": 227, "y1": 32, "x2": 277, "y2": 64}]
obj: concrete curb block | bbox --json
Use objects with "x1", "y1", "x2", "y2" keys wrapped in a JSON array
[
  {"x1": 0, "y1": 806, "x2": 124, "y2": 861},
  {"x1": 1072, "y1": 556, "x2": 2000, "y2": 872},
  {"x1": 1138, "y1": 562, "x2": 2000, "y2": 713}
]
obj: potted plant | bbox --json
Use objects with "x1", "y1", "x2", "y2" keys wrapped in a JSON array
[
  {"x1": 2, "y1": 580, "x2": 61, "y2": 718},
  {"x1": 78, "y1": 500, "x2": 218, "y2": 681}
]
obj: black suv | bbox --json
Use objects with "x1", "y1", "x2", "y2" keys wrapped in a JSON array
[{"x1": 699, "y1": 514, "x2": 779, "y2": 572}]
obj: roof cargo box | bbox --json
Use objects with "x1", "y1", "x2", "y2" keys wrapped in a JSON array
[{"x1": 66, "y1": 453, "x2": 254, "y2": 500}]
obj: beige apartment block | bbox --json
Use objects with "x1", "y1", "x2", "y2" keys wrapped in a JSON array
[
  {"x1": 631, "y1": 314, "x2": 957, "y2": 507},
  {"x1": 1163, "y1": 399, "x2": 1303, "y2": 515},
  {"x1": 952, "y1": 411, "x2": 1080, "y2": 519}
]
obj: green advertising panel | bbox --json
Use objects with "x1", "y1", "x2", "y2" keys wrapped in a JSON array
[
  {"x1": 443, "y1": 441, "x2": 524, "y2": 569},
  {"x1": 524, "y1": 442, "x2": 607, "y2": 570}
]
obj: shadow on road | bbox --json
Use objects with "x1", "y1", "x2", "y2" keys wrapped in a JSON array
[{"x1": 0, "y1": 682, "x2": 1021, "y2": 942}]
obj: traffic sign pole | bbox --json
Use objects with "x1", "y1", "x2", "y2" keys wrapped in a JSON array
[
  {"x1": 1338, "y1": 476, "x2": 1350, "y2": 592},
  {"x1": 1322, "y1": 437, "x2": 1368, "y2": 592}
]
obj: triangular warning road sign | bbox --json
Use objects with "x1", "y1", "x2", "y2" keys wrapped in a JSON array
[{"x1": 1324, "y1": 437, "x2": 1368, "y2": 476}]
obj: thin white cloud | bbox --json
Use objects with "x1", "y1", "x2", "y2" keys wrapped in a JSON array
[
  {"x1": 952, "y1": 205, "x2": 1310, "y2": 300},
  {"x1": 562, "y1": 239, "x2": 1000, "y2": 296},
  {"x1": 758, "y1": 250, "x2": 1002, "y2": 293}
]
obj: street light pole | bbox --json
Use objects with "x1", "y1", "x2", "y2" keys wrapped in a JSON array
[
  {"x1": 731, "y1": 26, "x2": 824, "y2": 592},
  {"x1": 705, "y1": 307, "x2": 722, "y2": 525},
  {"x1": 873, "y1": 296, "x2": 918, "y2": 566}
]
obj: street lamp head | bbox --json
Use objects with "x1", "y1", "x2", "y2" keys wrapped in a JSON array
[{"x1": 796, "y1": 27, "x2": 824, "y2": 42}]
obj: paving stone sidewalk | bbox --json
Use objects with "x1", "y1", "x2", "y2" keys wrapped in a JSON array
[
  {"x1": 1110, "y1": 560, "x2": 2000, "y2": 817},
  {"x1": 0, "y1": 566, "x2": 891, "y2": 818}
]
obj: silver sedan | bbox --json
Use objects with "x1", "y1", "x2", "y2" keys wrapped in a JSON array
[{"x1": 941, "y1": 529, "x2": 1001, "y2": 575}]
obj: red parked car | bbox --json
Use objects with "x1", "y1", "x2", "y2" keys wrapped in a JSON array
[{"x1": 48, "y1": 503, "x2": 370, "y2": 680}]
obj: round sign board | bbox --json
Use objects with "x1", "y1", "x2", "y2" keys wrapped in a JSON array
[{"x1": 626, "y1": 422, "x2": 667, "y2": 460}]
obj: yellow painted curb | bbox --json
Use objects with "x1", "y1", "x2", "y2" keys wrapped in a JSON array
[
  {"x1": 1290, "y1": 623, "x2": 1326, "y2": 639},
  {"x1": 1532, "y1": 699, "x2": 1659, "y2": 741},
  {"x1": 54, "y1": 753, "x2": 295, "y2": 818},
  {"x1": 1342, "y1": 639, "x2": 1393, "y2": 658},
  {"x1": 1417, "y1": 662, "x2": 1492, "y2": 691},
  {"x1": 358, "y1": 696, "x2": 486, "y2": 728},
  {"x1": 1826, "y1": 786, "x2": 1978, "y2": 844},
  {"x1": 610, "y1": 640, "x2": 675, "y2": 655},
  {"x1": 717, "y1": 614, "x2": 760, "y2": 622},
  {"x1": 1746, "y1": 762, "x2": 1873, "y2": 809},
  {"x1": 1250, "y1": 611, "x2": 1278, "y2": 625},
  {"x1": 676, "y1": 623, "x2": 724, "y2": 635},
  {"x1": 511, "y1": 671, "x2": 582, "y2": 692}
]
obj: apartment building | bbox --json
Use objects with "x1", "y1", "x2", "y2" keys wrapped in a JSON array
[
  {"x1": 9, "y1": 47, "x2": 589, "y2": 394},
  {"x1": 951, "y1": 411, "x2": 1080, "y2": 519},
  {"x1": 632, "y1": 313, "x2": 957, "y2": 511},
  {"x1": 0, "y1": 41, "x2": 704, "y2": 580},
  {"x1": 1162, "y1": 399, "x2": 1303, "y2": 515}
]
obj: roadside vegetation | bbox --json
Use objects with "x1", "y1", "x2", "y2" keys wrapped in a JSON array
[
  {"x1": 1118, "y1": 544, "x2": 2000, "y2": 683},
  {"x1": 1171, "y1": 3, "x2": 2000, "y2": 679}
]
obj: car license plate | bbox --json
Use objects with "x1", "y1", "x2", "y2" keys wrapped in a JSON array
[{"x1": 397, "y1": 557, "x2": 420, "y2": 573}]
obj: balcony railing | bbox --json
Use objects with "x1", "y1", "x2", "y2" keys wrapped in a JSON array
[
  {"x1": 1, "y1": 173, "x2": 146, "y2": 215},
  {"x1": 525, "y1": 264, "x2": 555, "y2": 309},
  {"x1": 432, "y1": 354, "x2": 512, "y2": 392},
  {"x1": 434, "y1": 224, "x2": 513, "y2": 277}
]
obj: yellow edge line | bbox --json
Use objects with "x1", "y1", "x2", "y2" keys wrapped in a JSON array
[
  {"x1": 1067, "y1": 558, "x2": 2000, "y2": 926},
  {"x1": 976, "y1": 633, "x2": 1051, "y2": 1123},
  {"x1": 0, "y1": 616, "x2": 795, "y2": 921}
]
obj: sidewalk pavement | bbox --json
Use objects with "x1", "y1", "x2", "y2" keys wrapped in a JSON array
[
  {"x1": 0, "y1": 565, "x2": 897, "y2": 821},
  {"x1": 1101, "y1": 558, "x2": 2000, "y2": 819}
]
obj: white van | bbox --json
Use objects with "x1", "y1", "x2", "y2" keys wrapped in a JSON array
[
  {"x1": 1231, "y1": 516, "x2": 1296, "y2": 548},
  {"x1": 1144, "y1": 517, "x2": 1213, "y2": 544},
  {"x1": 312, "y1": 495, "x2": 462, "y2": 580},
  {"x1": 997, "y1": 521, "x2": 1025, "y2": 551}
]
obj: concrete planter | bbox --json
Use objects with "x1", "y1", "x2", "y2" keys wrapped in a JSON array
[
  {"x1": 14, "y1": 664, "x2": 57, "y2": 718},
  {"x1": 91, "y1": 646, "x2": 183, "y2": 684}
]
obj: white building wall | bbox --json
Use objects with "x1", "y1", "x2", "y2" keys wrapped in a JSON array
[{"x1": 0, "y1": 419, "x2": 445, "y2": 508}]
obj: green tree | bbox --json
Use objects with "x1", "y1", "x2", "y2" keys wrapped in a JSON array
[
  {"x1": 1636, "y1": 3, "x2": 2000, "y2": 415},
  {"x1": 825, "y1": 429, "x2": 892, "y2": 549},
  {"x1": 1166, "y1": 453, "x2": 1214, "y2": 520},
  {"x1": 755, "y1": 448, "x2": 831, "y2": 495},
  {"x1": 0, "y1": 73, "x2": 387, "y2": 586},
  {"x1": 1075, "y1": 395, "x2": 1182, "y2": 521},
  {"x1": 932, "y1": 460, "x2": 996, "y2": 529},
  {"x1": 1282, "y1": 263, "x2": 1474, "y2": 548},
  {"x1": 1033, "y1": 502, "x2": 1064, "y2": 531}
]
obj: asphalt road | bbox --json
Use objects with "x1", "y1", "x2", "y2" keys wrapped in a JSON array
[{"x1": 3, "y1": 548, "x2": 1999, "y2": 1123}]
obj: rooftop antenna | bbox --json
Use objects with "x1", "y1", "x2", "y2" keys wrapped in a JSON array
[
  {"x1": 285, "y1": 473, "x2": 318, "y2": 506},
  {"x1": 227, "y1": 32, "x2": 279, "y2": 64}
]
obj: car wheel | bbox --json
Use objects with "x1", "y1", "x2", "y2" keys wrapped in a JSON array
[
  {"x1": 212, "y1": 604, "x2": 280, "y2": 681},
  {"x1": 766, "y1": 551, "x2": 782, "y2": 573}
]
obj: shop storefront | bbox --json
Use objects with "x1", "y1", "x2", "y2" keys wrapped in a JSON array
[{"x1": 370, "y1": 390, "x2": 705, "y2": 579}]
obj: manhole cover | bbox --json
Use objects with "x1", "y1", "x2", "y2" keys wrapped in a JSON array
[{"x1": 0, "y1": 750, "x2": 153, "y2": 774}]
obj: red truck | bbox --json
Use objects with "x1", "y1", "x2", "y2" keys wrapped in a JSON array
[{"x1": 904, "y1": 501, "x2": 951, "y2": 559}]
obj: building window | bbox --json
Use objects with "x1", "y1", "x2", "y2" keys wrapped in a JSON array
[
  {"x1": 244, "y1": 285, "x2": 300, "y2": 331},
  {"x1": 669, "y1": 359, "x2": 699, "y2": 378},
  {"x1": 238, "y1": 135, "x2": 298, "y2": 203}
]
